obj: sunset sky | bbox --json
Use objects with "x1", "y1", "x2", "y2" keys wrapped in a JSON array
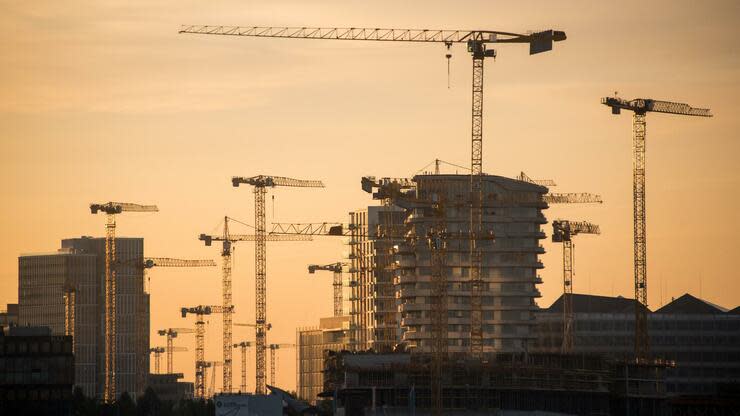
[{"x1": 1, "y1": 0, "x2": 738, "y2": 392}]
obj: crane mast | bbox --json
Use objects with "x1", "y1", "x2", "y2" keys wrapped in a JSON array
[
  {"x1": 157, "y1": 328, "x2": 193, "y2": 374},
  {"x1": 181, "y1": 305, "x2": 231, "y2": 398},
  {"x1": 90, "y1": 201, "x2": 158, "y2": 403},
  {"x1": 602, "y1": 96, "x2": 711, "y2": 359},
  {"x1": 232, "y1": 175, "x2": 324, "y2": 394},
  {"x1": 233, "y1": 341, "x2": 251, "y2": 392},
  {"x1": 551, "y1": 220, "x2": 600, "y2": 353}
]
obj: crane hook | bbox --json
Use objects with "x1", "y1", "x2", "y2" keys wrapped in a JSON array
[{"x1": 445, "y1": 42, "x2": 452, "y2": 89}]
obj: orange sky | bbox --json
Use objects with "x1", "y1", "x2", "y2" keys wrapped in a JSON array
[{"x1": 1, "y1": 0, "x2": 739, "y2": 393}]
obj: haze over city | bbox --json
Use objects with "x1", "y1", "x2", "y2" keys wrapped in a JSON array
[{"x1": 0, "y1": 1, "x2": 738, "y2": 411}]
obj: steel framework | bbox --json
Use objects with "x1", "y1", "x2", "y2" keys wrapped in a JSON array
[
  {"x1": 232, "y1": 175, "x2": 324, "y2": 394},
  {"x1": 602, "y1": 96, "x2": 711, "y2": 358}
]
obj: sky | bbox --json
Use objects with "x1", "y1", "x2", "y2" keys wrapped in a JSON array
[{"x1": 1, "y1": 0, "x2": 739, "y2": 394}]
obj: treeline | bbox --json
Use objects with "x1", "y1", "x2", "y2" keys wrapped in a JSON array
[{"x1": 72, "y1": 387, "x2": 215, "y2": 416}]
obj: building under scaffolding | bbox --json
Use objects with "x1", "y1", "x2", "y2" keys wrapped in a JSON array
[{"x1": 390, "y1": 174, "x2": 549, "y2": 354}]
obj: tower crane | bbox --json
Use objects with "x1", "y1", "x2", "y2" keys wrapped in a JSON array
[
  {"x1": 150, "y1": 347, "x2": 165, "y2": 374},
  {"x1": 150, "y1": 346, "x2": 188, "y2": 374},
  {"x1": 602, "y1": 96, "x2": 711, "y2": 359},
  {"x1": 181, "y1": 305, "x2": 233, "y2": 398},
  {"x1": 308, "y1": 262, "x2": 348, "y2": 317},
  {"x1": 180, "y1": 24, "x2": 566, "y2": 363},
  {"x1": 157, "y1": 328, "x2": 194, "y2": 374},
  {"x1": 233, "y1": 341, "x2": 252, "y2": 393},
  {"x1": 232, "y1": 175, "x2": 324, "y2": 394},
  {"x1": 199, "y1": 216, "x2": 309, "y2": 393},
  {"x1": 551, "y1": 220, "x2": 600, "y2": 353},
  {"x1": 90, "y1": 201, "x2": 158, "y2": 403},
  {"x1": 265, "y1": 343, "x2": 295, "y2": 387}
]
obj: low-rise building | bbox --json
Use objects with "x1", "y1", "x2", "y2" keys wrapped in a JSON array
[
  {"x1": 296, "y1": 315, "x2": 350, "y2": 404},
  {"x1": 0, "y1": 326, "x2": 74, "y2": 416},
  {"x1": 533, "y1": 293, "x2": 740, "y2": 398}
]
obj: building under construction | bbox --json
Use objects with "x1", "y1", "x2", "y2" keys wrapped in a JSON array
[
  {"x1": 393, "y1": 174, "x2": 548, "y2": 353},
  {"x1": 17, "y1": 237, "x2": 150, "y2": 399}
]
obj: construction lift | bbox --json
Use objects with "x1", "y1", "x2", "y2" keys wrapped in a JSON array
[
  {"x1": 308, "y1": 262, "x2": 348, "y2": 317},
  {"x1": 601, "y1": 96, "x2": 712, "y2": 359},
  {"x1": 157, "y1": 327, "x2": 194, "y2": 375},
  {"x1": 199, "y1": 216, "x2": 309, "y2": 393},
  {"x1": 90, "y1": 201, "x2": 158, "y2": 403},
  {"x1": 231, "y1": 175, "x2": 324, "y2": 394},
  {"x1": 551, "y1": 220, "x2": 600, "y2": 353},
  {"x1": 181, "y1": 305, "x2": 233, "y2": 398}
]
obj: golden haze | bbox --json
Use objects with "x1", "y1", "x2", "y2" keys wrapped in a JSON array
[{"x1": 1, "y1": 0, "x2": 739, "y2": 392}]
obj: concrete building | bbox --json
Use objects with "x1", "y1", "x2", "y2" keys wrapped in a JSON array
[
  {"x1": 322, "y1": 350, "x2": 668, "y2": 415},
  {"x1": 17, "y1": 236, "x2": 149, "y2": 399},
  {"x1": 18, "y1": 248, "x2": 98, "y2": 398},
  {"x1": 0, "y1": 326, "x2": 74, "y2": 416},
  {"x1": 348, "y1": 206, "x2": 405, "y2": 352},
  {"x1": 533, "y1": 293, "x2": 740, "y2": 398},
  {"x1": 393, "y1": 174, "x2": 548, "y2": 354},
  {"x1": 296, "y1": 315, "x2": 350, "y2": 403}
]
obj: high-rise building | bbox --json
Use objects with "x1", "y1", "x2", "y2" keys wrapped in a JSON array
[
  {"x1": 393, "y1": 174, "x2": 548, "y2": 354},
  {"x1": 18, "y1": 237, "x2": 149, "y2": 399}
]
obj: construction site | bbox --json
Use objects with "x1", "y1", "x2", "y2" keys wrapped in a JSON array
[{"x1": 1, "y1": 4, "x2": 738, "y2": 416}]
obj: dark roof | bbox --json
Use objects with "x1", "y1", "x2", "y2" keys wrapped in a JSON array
[
  {"x1": 655, "y1": 293, "x2": 727, "y2": 315},
  {"x1": 728, "y1": 306, "x2": 740, "y2": 315},
  {"x1": 544, "y1": 293, "x2": 648, "y2": 314}
]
